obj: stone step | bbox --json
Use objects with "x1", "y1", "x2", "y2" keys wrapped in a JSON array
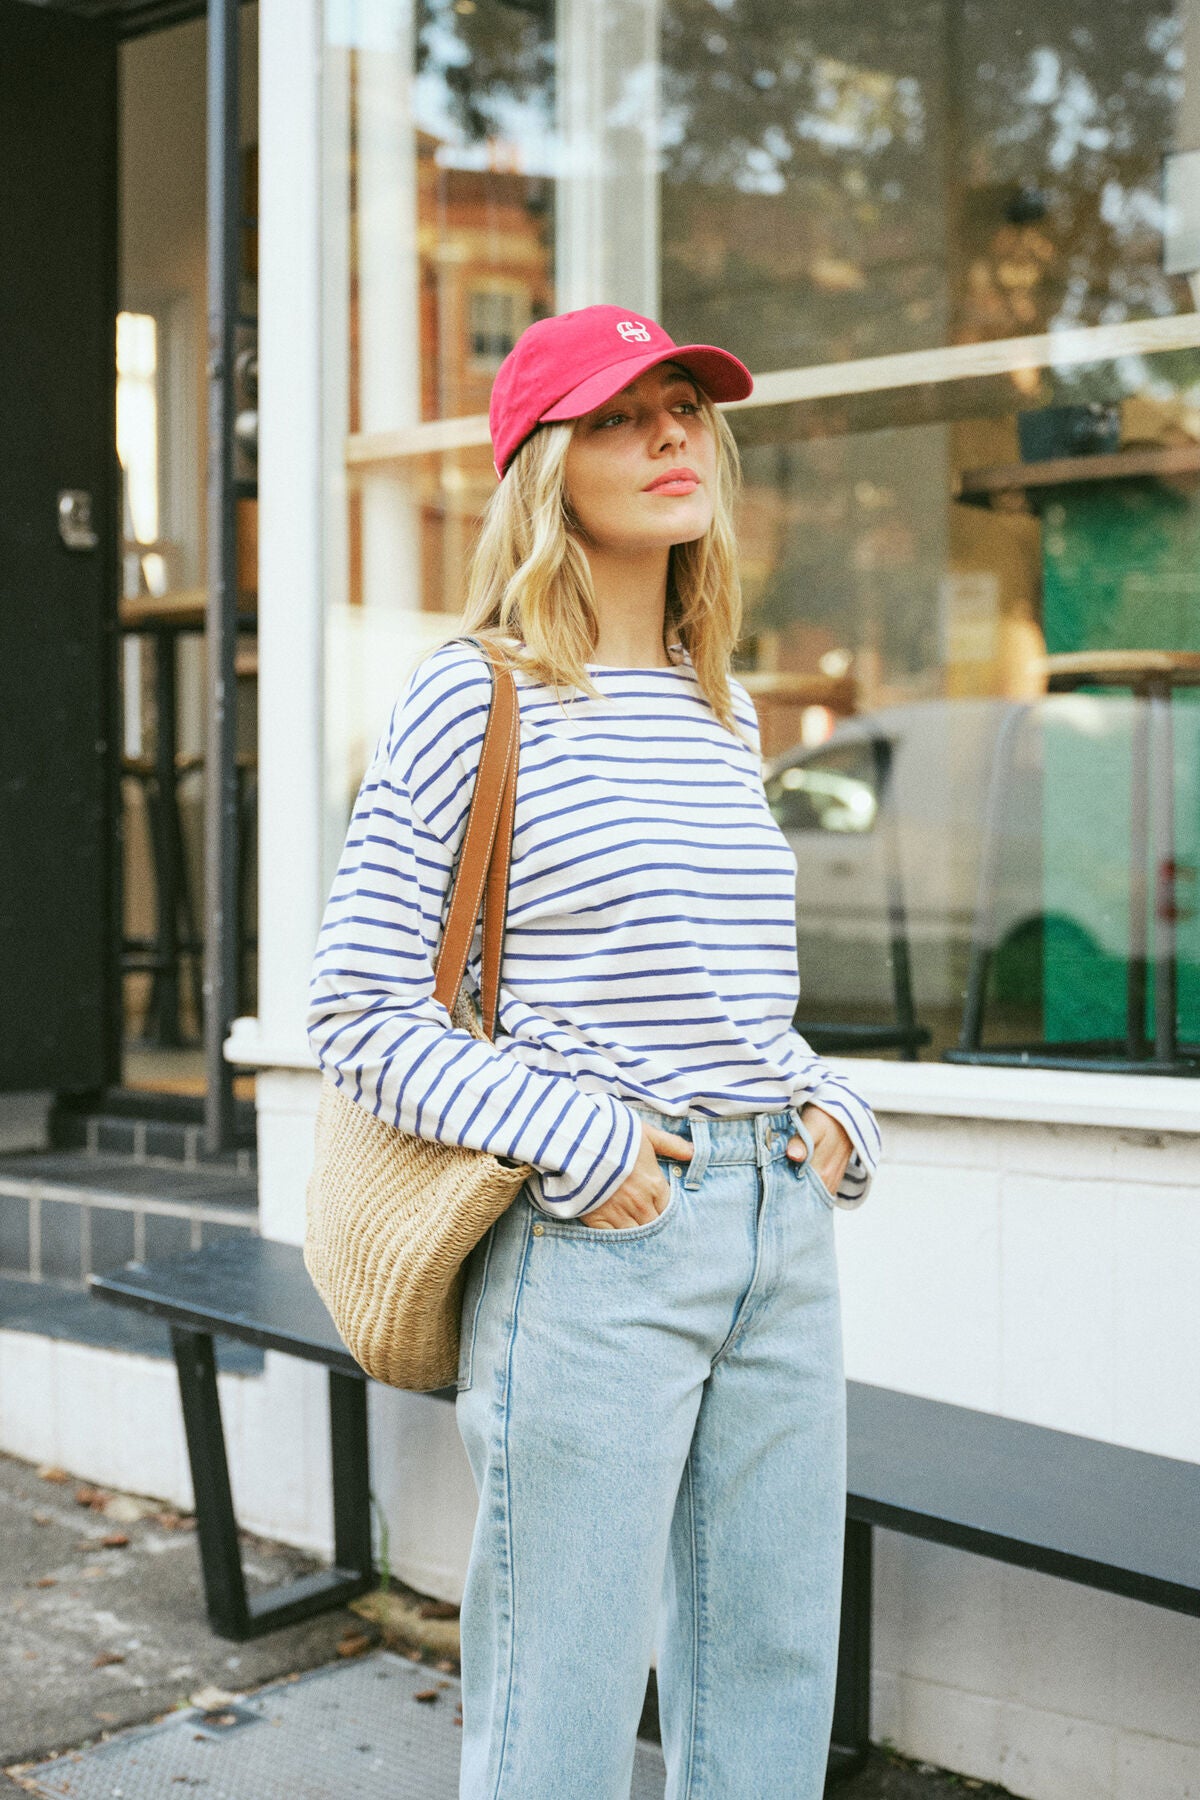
[
  {"x1": 50, "y1": 1089, "x2": 257, "y2": 1165},
  {"x1": 0, "y1": 1148, "x2": 257, "y2": 1287}
]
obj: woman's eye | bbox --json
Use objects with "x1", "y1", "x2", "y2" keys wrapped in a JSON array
[{"x1": 596, "y1": 412, "x2": 627, "y2": 429}]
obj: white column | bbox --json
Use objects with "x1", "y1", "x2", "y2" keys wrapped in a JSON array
[
  {"x1": 342, "y1": 0, "x2": 425, "y2": 813},
  {"x1": 257, "y1": 0, "x2": 323, "y2": 1050},
  {"x1": 249, "y1": 0, "x2": 325, "y2": 1227},
  {"x1": 556, "y1": 0, "x2": 661, "y2": 318}
]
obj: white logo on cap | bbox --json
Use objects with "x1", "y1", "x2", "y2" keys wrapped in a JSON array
[{"x1": 616, "y1": 320, "x2": 652, "y2": 343}]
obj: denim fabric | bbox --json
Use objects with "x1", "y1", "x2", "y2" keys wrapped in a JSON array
[{"x1": 454, "y1": 1106, "x2": 847, "y2": 1800}]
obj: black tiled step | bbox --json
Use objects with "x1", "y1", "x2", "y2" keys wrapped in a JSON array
[{"x1": 50, "y1": 1089, "x2": 257, "y2": 1161}]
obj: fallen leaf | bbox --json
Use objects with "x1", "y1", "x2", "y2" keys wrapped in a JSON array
[
  {"x1": 99, "y1": 1532, "x2": 130, "y2": 1549},
  {"x1": 38, "y1": 1465, "x2": 70, "y2": 1484},
  {"x1": 92, "y1": 1651, "x2": 126, "y2": 1668},
  {"x1": 336, "y1": 1632, "x2": 371, "y2": 1658},
  {"x1": 189, "y1": 1684, "x2": 238, "y2": 1711},
  {"x1": 31, "y1": 1511, "x2": 51, "y2": 1526},
  {"x1": 32, "y1": 1576, "x2": 57, "y2": 1588},
  {"x1": 102, "y1": 1494, "x2": 152, "y2": 1525},
  {"x1": 416, "y1": 1600, "x2": 459, "y2": 1620},
  {"x1": 75, "y1": 1485, "x2": 107, "y2": 1509},
  {"x1": 93, "y1": 1711, "x2": 118, "y2": 1723},
  {"x1": 435, "y1": 1657, "x2": 457, "y2": 1673},
  {"x1": 413, "y1": 1689, "x2": 439, "y2": 1704}
]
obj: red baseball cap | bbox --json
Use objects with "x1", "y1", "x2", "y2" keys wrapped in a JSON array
[{"x1": 488, "y1": 304, "x2": 753, "y2": 477}]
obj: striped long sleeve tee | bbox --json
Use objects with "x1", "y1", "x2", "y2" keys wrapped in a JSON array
[{"x1": 307, "y1": 638, "x2": 881, "y2": 1218}]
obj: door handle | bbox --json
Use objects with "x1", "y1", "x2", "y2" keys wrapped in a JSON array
[{"x1": 57, "y1": 489, "x2": 99, "y2": 551}]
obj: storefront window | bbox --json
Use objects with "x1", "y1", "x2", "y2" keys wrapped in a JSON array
[{"x1": 322, "y1": 0, "x2": 1200, "y2": 1075}]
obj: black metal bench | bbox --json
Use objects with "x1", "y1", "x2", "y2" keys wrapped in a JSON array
[
  {"x1": 834, "y1": 1382, "x2": 1200, "y2": 1772},
  {"x1": 92, "y1": 1236, "x2": 1200, "y2": 1779},
  {"x1": 90, "y1": 1236, "x2": 383, "y2": 1639}
]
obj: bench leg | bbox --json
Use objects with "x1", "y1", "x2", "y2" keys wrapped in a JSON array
[
  {"x1": 828, "y1": 1516, "x2": 872, "y2": 1784},
  {"x1": 329, "y1": 1367, "x2": 373, "y2": 1578},
  {"x1": 171, "y1": 1325, "x2": 251, "y2": 1636},
  {"x1": 170, "y1": 1326, "x2": 374, "y2": 1640}
]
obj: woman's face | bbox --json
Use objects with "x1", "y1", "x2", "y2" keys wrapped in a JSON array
[{"x1": 562, "y1": 363, "x2": 717, "y2": 556}]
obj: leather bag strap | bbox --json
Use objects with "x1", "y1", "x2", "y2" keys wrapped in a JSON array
[{"x1": 431, "y1": 637, "x2": 519, "y2": 1041}]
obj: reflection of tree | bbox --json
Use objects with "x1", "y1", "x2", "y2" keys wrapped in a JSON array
[
  {"x1": 660, "y1": 1, "x2": 948, "y2": 370},
  {"x1": 661, "y1": 0, "x2": 1188, "y2": 367},
  {"x1": 953, "y1": 0, "x2": 1188, "y2": 339},
  {"x1": 416, "y1": 0, "x2": 554, "y2": 149},
  {"x1": 422, "y1": 0, "x2": 1190, "y2": 374}
]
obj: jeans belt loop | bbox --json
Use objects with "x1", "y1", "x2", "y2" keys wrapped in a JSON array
[
  {"x1": 788, "y1": 1104, "x2": 816, "y2": 1163},
  {"x1": 684, "y1": 1118, "x2": 711, "y2": 1190}
]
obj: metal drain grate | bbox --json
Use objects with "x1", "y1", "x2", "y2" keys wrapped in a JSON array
[{"x1": 20, "y1": 1651, "x2": 668, "y2": 1799}]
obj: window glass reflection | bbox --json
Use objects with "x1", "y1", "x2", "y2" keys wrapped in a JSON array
[
  {"x1": 413, "y1": 0, "x2": 556, "y2": 421},
  {"x1": 744, "y1": 351, "x2": 1200, "y2": 1069},
  {"x1": 661, "y1": 0, "x2": 1198, "y2": 370}
]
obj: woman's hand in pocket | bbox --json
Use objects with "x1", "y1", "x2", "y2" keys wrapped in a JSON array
[
  {"x1": 786, "y1": 1104, "x2": 852, "y2": 1200},
  {"x1": 578, "y1": 1123, "x2": 692, "y2": 1229}
]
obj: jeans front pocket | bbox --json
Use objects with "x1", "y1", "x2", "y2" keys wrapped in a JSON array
[
  {"x1": 805, "y1": 1160, "x2": 839, "y2": 1209},
  {"x1": 541, "y1": 1158, "x2": 684, "y2": 1241},
  {"x1": 456, "y1": 1226, "x2": 496, "y2": 1392}
]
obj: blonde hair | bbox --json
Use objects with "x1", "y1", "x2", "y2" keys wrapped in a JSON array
[{"x1": 460, "y1": 391, "x2": 744, "y2": 732}]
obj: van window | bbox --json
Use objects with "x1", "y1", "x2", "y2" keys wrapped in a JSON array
[{"x1": 765, "y1": 743, "x2": 881, "y2": 835}]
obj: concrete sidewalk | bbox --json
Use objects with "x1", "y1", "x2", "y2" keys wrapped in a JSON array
[
  {"x1": 1, "y1": 1449, "x2": 1016, "y2": 1798},
  {"x1": 1, "y1": 1448, "x2": 373, "y2": 1772}
]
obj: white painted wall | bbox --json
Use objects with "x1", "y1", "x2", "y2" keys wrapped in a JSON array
[{"x1": 843, "y1": 1112, "x2": 1200, "y2": 1800}]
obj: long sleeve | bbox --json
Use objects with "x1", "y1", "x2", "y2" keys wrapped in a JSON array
[
  {"x1": 306, "y1": 644, "x2": 642, "y2": 1218},
  {"x1": 786, "y1": 1030, "x2": 881, "y2": 1207}
]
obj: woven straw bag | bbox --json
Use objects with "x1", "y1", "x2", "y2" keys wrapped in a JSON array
[{"x1": 304, "y1": 640, "x2": 531, "y2": 1391}]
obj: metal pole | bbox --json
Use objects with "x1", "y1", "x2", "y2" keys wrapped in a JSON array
[
  {"x1": 203, "y1": 0, "x2": 240, "y2": 1153},
  {"x1": 1150, "y1": 678, "x2": 1178, "y2": 1065},
  {"x1": 1126, "y1": 685, "x2": 1151, "y2": 1060}
]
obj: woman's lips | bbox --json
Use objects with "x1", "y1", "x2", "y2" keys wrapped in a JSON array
[{"x1": 644, "y1": 475, "x2": 698, "y2": 496}]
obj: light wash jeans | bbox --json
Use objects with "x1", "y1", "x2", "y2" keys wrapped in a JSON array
[{"x1": 454, "y1": 1106, "x2": 847, "y2": 1800}]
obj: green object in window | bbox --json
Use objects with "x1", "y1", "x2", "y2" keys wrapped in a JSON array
[{"x1": 1040, "y1": 479, "x2": 1200, "y2": 1052}]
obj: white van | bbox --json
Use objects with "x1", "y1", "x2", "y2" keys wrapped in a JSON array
[{"x1": 763, "y1": 693, "x2": 1200, "y2": 1052}]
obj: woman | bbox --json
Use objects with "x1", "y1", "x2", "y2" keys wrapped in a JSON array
[{"x1": 308, "y1": 304, "x2": 881, "y2": 1799}]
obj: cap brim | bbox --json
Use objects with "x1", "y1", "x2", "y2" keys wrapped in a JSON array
[{"x1": 538, "y1": 343, "x2": 753, "y2": 424}]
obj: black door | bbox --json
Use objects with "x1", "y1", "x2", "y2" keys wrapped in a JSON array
[{"x1": 0, "y1": 1, "x2": 118, "y2": 1093}]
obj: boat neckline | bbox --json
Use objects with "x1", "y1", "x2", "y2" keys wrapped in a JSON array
[{"x1": 583, "y1": 661, "x2": 689, "y2": 673}]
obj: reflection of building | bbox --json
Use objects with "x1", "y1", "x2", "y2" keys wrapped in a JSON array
[
  {"x1": 341, "y1": 134, "x2": 554, "y2": 616},
  {"x1": 416, "y1": 139, "x2": 553, "y2": 614},
  {"x1": 416, "y1": 135, "x2": 554, "y2": 424}
]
